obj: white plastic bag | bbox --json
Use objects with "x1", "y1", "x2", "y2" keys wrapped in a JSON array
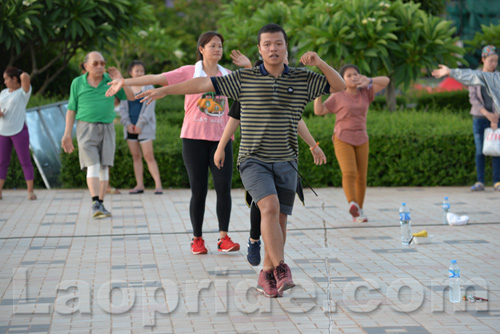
[{"x1": 482, "y1": 128, "x2": 500, "y2": 157}]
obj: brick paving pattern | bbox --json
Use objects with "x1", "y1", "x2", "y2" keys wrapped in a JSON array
[{"x1": 0, "y1": 187, "x2": 498, "y2": 333}]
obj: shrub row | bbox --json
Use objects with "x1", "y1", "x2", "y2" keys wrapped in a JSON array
[
  {"x1": 5, "y1": 100, "x2": 488, "y2": 190},
  {"x1": 371, "y1": 89, "x2": 470, "y2": 111}
]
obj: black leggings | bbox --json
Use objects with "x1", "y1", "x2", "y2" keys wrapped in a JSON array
[
  {"x1": 182, "y1": 138, "x2": 233, "y2": 237},
  {"x1": 249, "y1": 202, "x2": 261, "y2": 240}
]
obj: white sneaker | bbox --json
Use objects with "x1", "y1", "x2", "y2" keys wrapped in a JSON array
[
  {"x1": 348, "y1": 201, "x2": 361, "y2": 219},
  {"x1": 354, "y1": 209, "x2": 368, "y2": 223}
]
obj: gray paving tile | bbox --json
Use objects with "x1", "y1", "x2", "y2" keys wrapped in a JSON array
[{"x1": 0, "y1": 187, "x2": 499, "y2": 334}]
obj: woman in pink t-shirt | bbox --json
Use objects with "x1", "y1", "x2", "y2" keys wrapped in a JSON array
[
  {"x1": 107, "y1": 32, "x2": 251, "y2": 254},
  {"x1": 314, "y1": 65, "x2": 389, "y2": 223}
]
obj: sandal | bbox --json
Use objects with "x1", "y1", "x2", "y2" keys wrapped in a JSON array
[
  {"x1": 129, "y1": 188, "x2": 144, "y2": 194},
  {"x1": 27, "y1": 192, "x2": 37, "y2": 200},
  {"x1": 154, "y1": 189, "x2": 163, "y2": 195},
  {"x1": 106, "y1": 187, "x2": 121, "y2": 194},
  {"x1": 470, "y1": 182, "x2": 485, "y2": 191},
  {"x1": 494, "y1": 182, "x2": 500, "y2": 191}
]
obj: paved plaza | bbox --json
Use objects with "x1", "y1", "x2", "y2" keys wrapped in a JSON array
[{"x1": 0, "y1": 186, "x2": 499, "y2": 334}]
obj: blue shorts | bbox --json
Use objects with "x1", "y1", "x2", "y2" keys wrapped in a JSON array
[{"x1": 239, "y1": 158, "x2": 297, "y2": 215}]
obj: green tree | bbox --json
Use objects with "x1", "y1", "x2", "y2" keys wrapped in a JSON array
[
  {"x1": 218, "y1": 0, "x2": 464, "y2": 110},
  {"x1": 286, "y1": 0, "x2": 464, "y2": 110},
  {"x1": 0, "y1": 0, "x2": 151, "y2": 95},
  {"x1": 466, "y1": 23, "x2": 500, "y2": 56}
]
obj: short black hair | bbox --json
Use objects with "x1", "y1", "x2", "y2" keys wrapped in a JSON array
[
  {"x1": 339, "y1": 64, "x2": 360, "y2": 78},
  {"x1": 127, "y1": 60, "x2": 146, "y2": 76},
  {"x1": 257, "y1": 23, "x2": 288, "y2": 45}
]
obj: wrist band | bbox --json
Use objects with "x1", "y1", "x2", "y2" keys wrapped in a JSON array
[
  {"x1": 309, "y1": 142, "x2": 320, "y2": 151},
  {"x1": 122, "y1": 78, "x2": 125, "y2": 87},
  {"x1": 369, "y1": 78, "x2": 373, "y2": 85}
]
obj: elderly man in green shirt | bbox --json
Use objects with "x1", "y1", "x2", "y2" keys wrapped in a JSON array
[{"x1": 62, "y1": 51, "x2": 134, "y2": 219}]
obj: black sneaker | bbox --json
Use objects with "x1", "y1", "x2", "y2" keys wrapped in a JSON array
[{"x1": 247, "y1": 238, "x2": 261, "y2": 266}]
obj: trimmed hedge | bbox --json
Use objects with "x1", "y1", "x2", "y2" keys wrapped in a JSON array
[
  {"x1": 56, "y1": 108, "x2": 489, "y2": 189},
  {"x1": 371, "y1": 89, "x2": 470, "y2": 111},
  {"x1": 4, "y1": 96, "x2": 492, "y2": 190}
]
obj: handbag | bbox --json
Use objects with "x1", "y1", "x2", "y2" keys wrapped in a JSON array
[{"x1": 482, "y1": 128, "x2": 500, "y2": 156}]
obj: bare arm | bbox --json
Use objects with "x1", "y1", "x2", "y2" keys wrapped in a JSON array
[
  {"x1": 61, "y1": 110, "x2": 76, "y2": 154},
  {"x1": 20, "y1": 72, "x2": 31, "y2": 93},
  {"x1": 106, "y1": 68, "x2": 168, "y2": 97},
  {"x1": 214, "y1": 117, "x2": 240, "y2": 169},
  {"x1": 300, "y1": 52, "x2": 345, "y2": 92},
  {"x1": 357, "y1": 75, "x2": 390, "y2": 94},
  {"x1": 314, "y1": 96, "x2": 330, "y2": 116},
  {"x1": 135, "y1": 77, "x2": 215, "y2": 105},
  {"x1": 297, "y1": 119, "x2": 326, "y2": 165}
]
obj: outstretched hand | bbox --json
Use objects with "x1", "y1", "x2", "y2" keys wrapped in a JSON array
[
  {"x1": 310, "y1": 146, "x2": 327, "y2": 165},
  {"x1": 231, "y1": 50, "x2": 252, "y2": 68},
  {"x1": 431, "y1": 65, "x2": 451, "y2": 79},
  {"x1": 106, "y1": 76, "x2": 124, "y2": 98},
  {"x1": 135, "y1": 87, "x2": 167, "y2": 105},
  {"x1": 300, "y1": 51, "x2": 323, "y2": 67}
]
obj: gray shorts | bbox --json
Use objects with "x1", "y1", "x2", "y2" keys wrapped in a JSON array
[
  {"x1": 76, "y1": 121, "x2": 115, "y2": 169},
  {"x1": 239, "y1": 158, "x2": 297, "y2": 215}
]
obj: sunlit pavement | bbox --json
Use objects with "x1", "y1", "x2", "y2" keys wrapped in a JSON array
[{"x1": 0, "y1": 186, "x2": 499, "y2": 333}]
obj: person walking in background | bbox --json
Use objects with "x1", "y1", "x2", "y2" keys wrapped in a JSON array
[
  {"x1": 118, "y1": 60, "x2": 163, "y2": 195},
  {"x1": 125, "y1": 23, "x2": 345, "y2": 297},
  {"x1": 0, "y1": 67, "x2": 36, "y2": 200},
  {"x1": 107, "y1": 32, "x2": 252, "y2": 254},
  {"x1": 314, "y1": 65, "x2": 389, "y2": 222},
  {"x1": 466, "y1": 46, "x2": 500, "y2": 192},
  {"x1": 62, "y1": 51, "x2": 133, "y2": 219}
]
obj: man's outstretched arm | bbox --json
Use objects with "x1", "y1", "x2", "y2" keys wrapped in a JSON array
[{"x1": 135, "y1": 77, "x2": 215, "y2": 105}]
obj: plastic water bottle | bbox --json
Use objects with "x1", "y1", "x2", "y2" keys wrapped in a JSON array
[
  {"x1": 449, "y1": 260, "x2": 461, "y2": 303},
  {"x1": 399, "y1": 203, "x2": 412, "y2": 245},
  {"x1": 442, "y1": 197, "x2": 450, "y2": 225}
]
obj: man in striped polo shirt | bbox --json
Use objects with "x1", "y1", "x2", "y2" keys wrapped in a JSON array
[{"x1": 129, "y1": 23, "x2": 346, "y2": 297}]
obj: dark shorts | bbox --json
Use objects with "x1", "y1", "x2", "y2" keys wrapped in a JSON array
[
  {"x1": 239, "y1": 158, "x2": 297, "y2": 215},
  {"x1": 126, "y1": 132, "x2": 149, "y2": 142}
]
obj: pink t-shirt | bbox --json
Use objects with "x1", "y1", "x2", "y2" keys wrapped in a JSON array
[
  {"x1": 163, "y1": 65, "x2": 231, "y2": 141},
  {"x1": 323, "y1": 86, "x2": 374, "y2": 146}
]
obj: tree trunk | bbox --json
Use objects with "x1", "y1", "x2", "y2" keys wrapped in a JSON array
[{"x1": 385, "y1": 79, "x2": 397, "y2": 111}]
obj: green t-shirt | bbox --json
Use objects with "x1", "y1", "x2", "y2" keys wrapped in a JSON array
[{"x1": 67, "y1": 72, "x2": 127, "y2": 123}]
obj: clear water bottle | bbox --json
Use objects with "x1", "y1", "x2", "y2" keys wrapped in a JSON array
[
  {"x1": 399, "y1": 203, "x2": 412, "y2": 245},
  {"x1": 448, "y1": 260, "x2": 461, "y2": 303},
  {"x1": 442, "y1": 197, "x2": 450, "y2": 225}
]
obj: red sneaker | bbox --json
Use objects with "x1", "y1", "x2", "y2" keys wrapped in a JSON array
[
  {"x1": 349, "y1": 201, "x2": 361, "y2": 219},
  {"x1": 191, "y1": 237, "x2": 207, "y2": 255},
  {"x1": 256, "y1": 270, "x2": 278, "y2": 298},
  {"x1": 273, "y1": 261, "x2": 295, "y2": 293},
  {"x1": 217, "y1": 235, "x2": 240, "y2": 252}
]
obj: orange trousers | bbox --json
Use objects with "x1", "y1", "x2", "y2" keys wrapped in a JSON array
[{"x1": 333, "y1": 135, "x2": 369, "y2": 208}]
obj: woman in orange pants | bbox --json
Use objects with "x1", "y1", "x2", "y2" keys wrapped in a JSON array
[{"x1": 314, "y1": 65, "x2": 389, "y2": 222}]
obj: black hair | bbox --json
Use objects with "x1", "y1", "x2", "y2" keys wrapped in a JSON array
[
  {"x1": 4, "y1": 66, "x2": 22, "y2": 83},
  {"x1": 339, "y1": 64, "x2": 360, "y2": 78},
  {"x1": 197, "y1": 31, "x2": 224, "y2": 61},
  {"x1": 257, "y1": 23, "x2": 288, "y2": 45},
  {"x1": 127, "y1": 60, "x2": 146, "y2": 76}
]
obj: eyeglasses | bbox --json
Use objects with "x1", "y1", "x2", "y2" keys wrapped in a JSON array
[{"x1": 90, "y1": 61, "x2": 106, "y2": 67}]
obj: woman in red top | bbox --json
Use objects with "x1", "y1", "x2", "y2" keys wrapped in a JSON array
[{"x1": 314, "y1": 65, "x2": 389, "y2": 222}]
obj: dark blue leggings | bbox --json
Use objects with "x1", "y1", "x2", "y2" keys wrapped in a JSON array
[{"x1": 182, "y1": 138, "x2": 233, "y2": 237}]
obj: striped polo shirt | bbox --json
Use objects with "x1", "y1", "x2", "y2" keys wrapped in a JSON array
[{"x1": 211, "y1": 64, "x2": 330, "y2": 165}]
